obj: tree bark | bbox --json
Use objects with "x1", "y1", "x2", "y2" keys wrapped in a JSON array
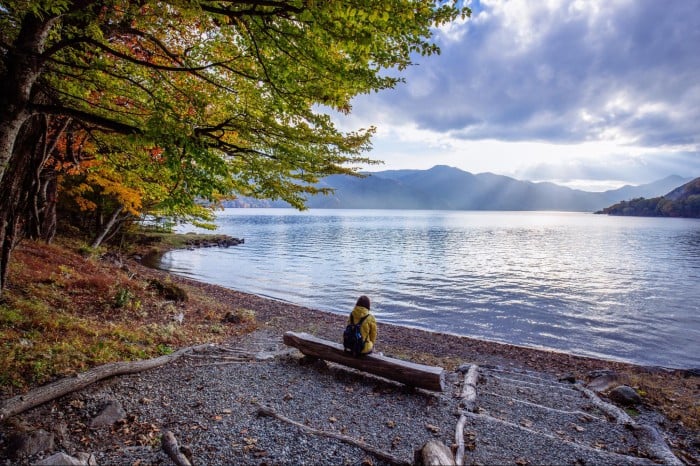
[
  {"x1": 0, "y1": 115, "x2": 47, "y2": 295},
  {"x1": 283, "y1": 331, "x2": 446, "y2": 392},
  {"x1": 91, "y1": 205, "x2": 124, "y2": 248},
  {"x1": 0, "y1": 343, "x2": 212, "y2": 420},
  {"x1": 0, "y1": 13, "x2": 57, "y2": 184}
]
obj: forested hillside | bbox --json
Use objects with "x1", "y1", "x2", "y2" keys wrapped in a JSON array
[{"x1": 596, "y1": 178, "x2": 700, "y2": 218}]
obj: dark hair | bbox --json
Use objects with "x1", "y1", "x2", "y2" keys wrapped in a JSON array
[{"x1": 356, "y1": 295, "x2": 370, "y2": 309}]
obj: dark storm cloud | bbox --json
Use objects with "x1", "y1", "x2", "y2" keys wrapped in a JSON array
[{"x1": 360, "y1": 0, "x2": 700, "y2": 148}]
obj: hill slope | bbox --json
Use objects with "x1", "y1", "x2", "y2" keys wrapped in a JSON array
[{"x1": 596, "y1": 177, "x2": 700, "y2": 218}]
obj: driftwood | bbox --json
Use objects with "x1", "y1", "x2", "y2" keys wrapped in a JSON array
[
  {"x1": 415, "y1": 440, "x2": 455, "y2": 466},
  {"x1": 283, "y1": 331, "x2": 446, "y2": 392},
  {"x1": 256, "y1": 404, "x2": 410, "y2": 466},
  {"x1": 463, "y1": 410, "x2": 661, "y2": 464},
  {"x1": 455, "y1": 364, "x2": 479, "y2": 466},
  {"x1": 162, "y1": 430, "x2": 192, "y2": 466},
  {"x1": 575, "y1": 384, "x2": 683, "y2": 466},
  {"x1": 0, "y1": 344, "x2": 212, "y2": 420}
]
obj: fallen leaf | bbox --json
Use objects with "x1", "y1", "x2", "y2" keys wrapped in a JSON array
[
  {"x1": 386, "y1": 420, "x2": 396, "y2": 428},
  {"x1": 328, "y1": 416, "x2": 337, "y2": 423},
  {"x1": 520, "y1": 419, "x2": 533, "y2": 428},
  {"x1": 425, "y1": 423, "x2": 440, "y2": 433},
  {"x1": 572, "y1": 424, "x2": 586, "y2": 432},
  {"x1": 515, "y1": 457, "x2": 529, "y2": 466},
  {"x1": 222, "y1": 409, "x2": 232, "y2": 414},
  {"x1": 70, "y1": 399, "x2": 85, "y2": 409}
]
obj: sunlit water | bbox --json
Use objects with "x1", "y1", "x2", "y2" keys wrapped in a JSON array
[{"x1": 159, "y1": 209, "x2": 700, "y2": 369}]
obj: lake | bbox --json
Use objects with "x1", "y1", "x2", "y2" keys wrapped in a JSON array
[{"x1": 159, "y1": 209, "x2": 700, "y2": 369}]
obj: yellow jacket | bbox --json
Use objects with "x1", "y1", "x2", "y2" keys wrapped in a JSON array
[{"x1": 348, "y1": 305, "x2": 377, "y2": 354}]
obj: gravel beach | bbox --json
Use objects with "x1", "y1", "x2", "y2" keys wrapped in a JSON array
[{"x1": 1, "y1": 259, "x2": 698, "y2": 465}]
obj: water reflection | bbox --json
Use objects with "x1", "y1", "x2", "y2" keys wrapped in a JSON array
[{"x1": 160, "y1": 209, "x2": 700, "y2": 368}]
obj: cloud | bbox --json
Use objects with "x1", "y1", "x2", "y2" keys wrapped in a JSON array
[{"x1": 351, "y1": 0, "x2": 700, "y2": 149}]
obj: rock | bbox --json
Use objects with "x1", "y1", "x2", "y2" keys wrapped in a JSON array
[
  {"x1": 558, "y1": 373, "x2": 576, "y2": 383},
  {"x1": 75, "y1": 452, "x2": 98, "y2": 466},
  {"x1": 6, "y1": 429, "x2": 54, "y2": 457},
  {"x1": 34, "y1": 452, "x2": 89, "y2": 465},
  {"x1": 456, "y1": 364, "x2": 472, "y2": 374},
  {"x1": 90, "y1": 401, "x2": 126, "y2": 428},
  {"x1": 587, "y1": 370, "x2": 623, "y2": 392},
  {"x1": 608, "y1": 385, "x2": 642, "y2": 406}
]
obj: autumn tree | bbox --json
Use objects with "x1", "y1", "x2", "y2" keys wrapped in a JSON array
[{"x1": 0, "y1": 0, "x2": 468, "y2": 293}]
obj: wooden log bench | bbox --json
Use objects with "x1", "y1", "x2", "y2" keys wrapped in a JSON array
[{"x1": 283, "y1": 331, "x2": 446, "y2": 392}]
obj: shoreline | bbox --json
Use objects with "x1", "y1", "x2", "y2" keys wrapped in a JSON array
[
  {"x1": 152, "y1": 259, "x2": 696, "y2": 383},
  {"x1": 1, "y1": 238, "x2": 697, "y2": 463},
  {"x1": 154, "y1": 260, "x2": 697, "y2": 374},
  {"x1": 145, "y1": 262, "x2": 699, "y2": 461}
]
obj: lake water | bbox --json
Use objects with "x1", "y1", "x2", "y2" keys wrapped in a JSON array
[{"x1": 160, "y1": 209, "x2": 700, "y2": 369}]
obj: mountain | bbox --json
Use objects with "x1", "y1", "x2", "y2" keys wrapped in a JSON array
[
  {"x1": 224, "y1": 166, "x2": 692, "y2": 212},
  {"x1": 596, "y1": 177, "x2": 700, "y2": 218}
]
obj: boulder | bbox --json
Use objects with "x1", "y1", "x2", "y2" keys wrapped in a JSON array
[
  {"x1": 90, "y1": 401, "x2": 126, "y2": 428},
  {"x1": 587, "y1": 370, "x2": 624, "y2": 393},
  {"x1": 6, "y1": 429, "x2": 54, "y2": 458},
  {"x1": 35, "y1": 452, "x2": 88, "y2": 466},
  {"x1": 608, "y1": 385, "x2": 642, "y2": 406}
]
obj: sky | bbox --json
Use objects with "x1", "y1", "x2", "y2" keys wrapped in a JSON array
[{"x1": 335, "y1": 0, "x2": 700, "y2": 191}]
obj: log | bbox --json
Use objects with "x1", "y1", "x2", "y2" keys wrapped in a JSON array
[
  {"x1": 257, "y1": 404, "x2": 409, "y2": 466},
  {"x1": 415, "y1": 440, "x2": 455, "y2": 466},
  {"x1": 0, "y1": 343, "x2": 212, "y2": 420},
  {"x1": 283, "y1": 332, "x2": 446, "y2": 392},
  {"x1": 455, "y1": 364, "x2": 479, "y2": 466},
  {"x1": 162, "y1": 430, "x2": 192, "y2": 466}
]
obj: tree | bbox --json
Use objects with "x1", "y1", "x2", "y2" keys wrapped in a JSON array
[{"x1": 0, "y1": 1, "x2": 469, "y2": 294}]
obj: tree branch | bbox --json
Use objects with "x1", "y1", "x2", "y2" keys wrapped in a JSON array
[{"x1": 29, "y1": 103, "x2": 141, "y2": 135}]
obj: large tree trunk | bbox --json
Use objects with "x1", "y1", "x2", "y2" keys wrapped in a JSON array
[
  {"x1": 0, "y1": 13, "x2": 57, "y2": 185},
  {"x1": 0, "y1": 116, "x2": 49, "y2": 295}
]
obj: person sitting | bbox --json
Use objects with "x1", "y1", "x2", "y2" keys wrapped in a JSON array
[{"x1": 346, "y1": 295, "x2": 377, "y2": 355}]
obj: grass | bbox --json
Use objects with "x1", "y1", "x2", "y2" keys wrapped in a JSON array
[{"x1": 0, "y1": 235, "x2": 256, "y2": 394}]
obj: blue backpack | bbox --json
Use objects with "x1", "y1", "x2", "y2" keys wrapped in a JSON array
[{"x1": 343, "y1": 314, "x2": 369, "y2": 357}]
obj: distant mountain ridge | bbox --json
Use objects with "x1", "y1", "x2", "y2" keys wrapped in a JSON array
[{"x1": 224, "y1": 165, "x2": 692, "y2": 212}]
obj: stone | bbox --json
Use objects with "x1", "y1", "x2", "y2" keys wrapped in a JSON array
[
  {"x1": 608, "y1": 385, "x2": 642, "y2": 406},
  {"x1": 558, "y1": 373, "x2": 576, "y2": 383},
  {"x1": 587, "y1": 370, "x2": 623, "y2": 393},
  {"x1": 75, "y1": 452, "x2": 98, "y2": 465},
  {"x1": 6, "y1": 429, "x2": 54, "y2": 457},
  {"x1": 457, "y1": 364, "x2": 472, "y2": 374},
  {"x1": 90, "y1": 401, "x2": 126, "y2": 428},
  {"x1": 34, "y1": 452, "x2": 87, "y2": 465}
]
